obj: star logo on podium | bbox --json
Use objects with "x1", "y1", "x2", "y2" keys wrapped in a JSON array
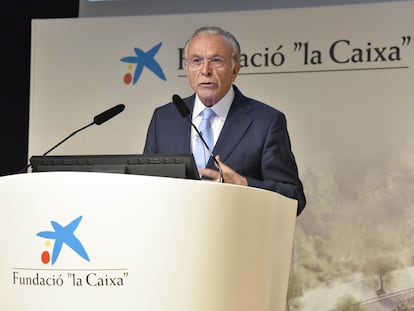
[{"x1": 37, "y1": 216, "x2": 90, "y2": 265}]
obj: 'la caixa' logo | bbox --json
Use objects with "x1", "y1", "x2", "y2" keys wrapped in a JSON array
[
  {"x1": 120, "y1": 42, "x2": 167, "y2": 85},
  {"x1": 37, "y1": 216, "x2": 90, "y2": 265},
  {"x1": 11, "y1": 215, "x2": 128, "y2": 288}
]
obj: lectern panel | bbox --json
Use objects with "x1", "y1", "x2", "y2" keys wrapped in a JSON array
[{"x1": 0, "y1": 172, "x2": 296, "y2": 311}]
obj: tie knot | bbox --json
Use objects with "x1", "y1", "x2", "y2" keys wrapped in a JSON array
[{"x1": 201, "y1": 108, "x2": 215, "y2": 120}]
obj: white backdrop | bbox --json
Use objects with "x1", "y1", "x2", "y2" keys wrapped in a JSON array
[{"x1": 30, "y1": 1, "x2": 414, "y2": 310}]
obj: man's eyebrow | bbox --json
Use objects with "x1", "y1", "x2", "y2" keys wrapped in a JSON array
[{"x1": 189, "y1": 53, "x2": 223, "y2": 58}]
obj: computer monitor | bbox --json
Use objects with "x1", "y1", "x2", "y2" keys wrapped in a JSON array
[{"x1": 30, "y1": 154, "x2": 200, "y2": 180}]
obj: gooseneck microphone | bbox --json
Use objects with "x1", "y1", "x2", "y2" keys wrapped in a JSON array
[
  {"x1": 172, "y1": 94, "x2": 224, "y2": 183},
  {"x1": 18, "y1": 104, "x2": 125, "y2": 173}
]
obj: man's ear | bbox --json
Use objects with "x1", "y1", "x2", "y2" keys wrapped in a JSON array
[{"x1": 232, "y1": 62, "x2": 241, "y2": 78}]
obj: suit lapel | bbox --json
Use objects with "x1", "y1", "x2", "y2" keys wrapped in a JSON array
[{"x1": 211, "y1": 91, "x2": 253, "y2": 164}]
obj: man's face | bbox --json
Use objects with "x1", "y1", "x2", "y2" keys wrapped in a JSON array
[{"x1": 185, "y1": 34, "x2": 240, "y2": 107}]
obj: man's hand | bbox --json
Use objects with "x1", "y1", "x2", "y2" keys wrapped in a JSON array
[{"x1": 198, "y1": 155, "x2": 248, "y2": 186}]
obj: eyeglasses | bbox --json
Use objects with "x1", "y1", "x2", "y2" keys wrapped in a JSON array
[{"x1": 186, "y1": 57, "x2": 227, "y2": 69}]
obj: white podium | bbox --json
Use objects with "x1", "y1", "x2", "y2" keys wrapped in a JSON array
[{"x1": 0, "y1": 172, "x2": 297, "y2": 311}]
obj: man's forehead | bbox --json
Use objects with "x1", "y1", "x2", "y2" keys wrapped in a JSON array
[{"x1": 187, "y1": 34, "x2": 233, "y2": 55}]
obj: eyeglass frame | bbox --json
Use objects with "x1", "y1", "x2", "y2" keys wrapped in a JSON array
[{"x1": 185, "y1": 56, "x2": 235, "y2": 70}]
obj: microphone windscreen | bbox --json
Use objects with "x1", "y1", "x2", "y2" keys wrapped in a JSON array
[
  {"x1": 94, "y1": 104, "x2": 125, "y2": 125},
  {"x1": 172, "y1": 94, "x2": 190, "y2": 118}
]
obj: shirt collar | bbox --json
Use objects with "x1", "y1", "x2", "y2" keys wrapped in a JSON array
[{"x1": 193, "y1": 86, "x2": 235, "y2": 120}]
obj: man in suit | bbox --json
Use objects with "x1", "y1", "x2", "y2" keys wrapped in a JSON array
[{"x1": 144, "y1": 26, "x2": 306, "y2": 215}]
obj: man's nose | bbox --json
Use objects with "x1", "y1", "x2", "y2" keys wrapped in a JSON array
[{"x1": 200, "y1": 60, "x2": 213, "y2": 75}]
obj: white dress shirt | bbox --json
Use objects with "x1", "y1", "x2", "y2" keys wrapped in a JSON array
[{"x1": 191, "y1": 87, "x2": 235, "y2": 153}]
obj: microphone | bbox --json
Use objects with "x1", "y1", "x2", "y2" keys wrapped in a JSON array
[
  {"x1": 172, "y1": 94, "x2": 224, "y2": 183},
  {"x1": 94, "y1": 104, "x2": 125, "y2": 125},
  {"x1": 18, "y1": 104, "x2": 125, "y2": 173}
]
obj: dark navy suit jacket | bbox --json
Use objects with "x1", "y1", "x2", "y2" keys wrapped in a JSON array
[{"x1": 144, "y1": 86, "x2": 306, "y2": 215}]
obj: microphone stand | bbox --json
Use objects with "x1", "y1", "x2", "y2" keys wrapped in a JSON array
[
  {"x1": 17, "y1": 104, "x2": 125, "y2": 174},
  {"x1": 18, "y1": 122, "x2": 94, "y2": 174}
]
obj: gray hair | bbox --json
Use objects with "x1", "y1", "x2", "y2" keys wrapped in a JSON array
[{"x1": 184, "y1": 26, "x2": 241, "y2": 63}]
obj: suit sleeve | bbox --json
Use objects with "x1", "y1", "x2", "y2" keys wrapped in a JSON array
[{"x1": 245, "y1": 112, "x2": 306, "y2": 216}]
